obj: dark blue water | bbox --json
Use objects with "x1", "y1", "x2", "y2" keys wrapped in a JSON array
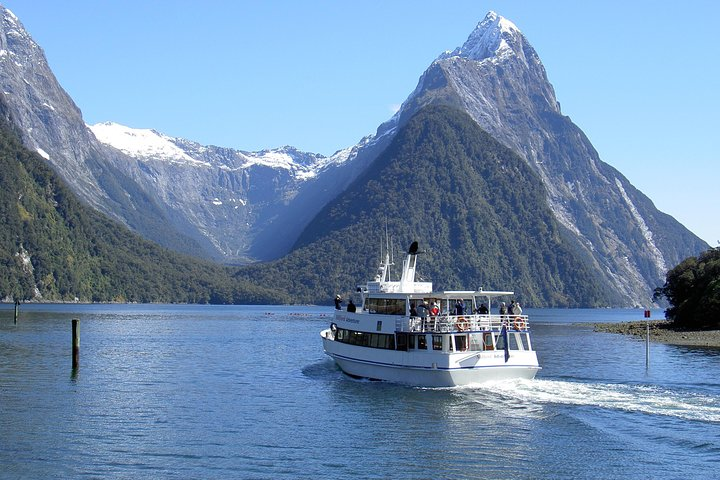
[{"x1": 1, "y1": 305, "x2": 718, "y2": 479}]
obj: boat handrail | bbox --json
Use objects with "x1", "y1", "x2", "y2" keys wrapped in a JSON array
[{"x1": 395, "y1": 314, "x2": 529, "y2": 333}]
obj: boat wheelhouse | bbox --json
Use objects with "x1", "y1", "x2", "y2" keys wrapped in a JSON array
[{"x1": 321, "y1": 241, "x2": 540, "y2": 387}]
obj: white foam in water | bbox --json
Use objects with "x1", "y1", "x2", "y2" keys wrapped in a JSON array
[{"x1": 467, "y1": 379, "x2": 720, "y2": 423}]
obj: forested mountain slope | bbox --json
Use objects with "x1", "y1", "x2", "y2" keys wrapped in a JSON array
[
  {"x1": 0, "y1": 101, "x2": 288, "y2": 304},
  {"x1": 237, "y1": 105, "x2": 618, "y2": 307}
]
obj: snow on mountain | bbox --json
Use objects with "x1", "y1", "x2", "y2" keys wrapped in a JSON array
[
  {"x1": 441, "y1": 11, "x2": 519, "y2": 62},
  {"x1": 392, "y1": 9, "x2": 709, "y2": 306},
  {"x1": 90, "y1": 122, "x2": 208, "y2": 166},
  {"x1": 439, "y1": 11, "x2": 539, "y2": 69},
  {"x1": 88, "y1": 121, "x2": 357, "y2": 180}
]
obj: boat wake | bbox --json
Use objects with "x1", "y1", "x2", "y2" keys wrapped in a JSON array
[{"x1": 462, "y1": 379, "x2": 720, "y2": 423}]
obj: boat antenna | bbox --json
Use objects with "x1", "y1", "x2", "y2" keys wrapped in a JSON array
[
  {"x1": 379, "y1": 235, "x2": 383, "y2": 264},
  {"x1": 390, "y1": 235, "x2": 395, "y2": 280}
]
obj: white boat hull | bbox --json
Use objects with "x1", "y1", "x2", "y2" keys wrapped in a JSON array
[{"x1": 322, "y1": 329, "x2": 539, "y2": 387}]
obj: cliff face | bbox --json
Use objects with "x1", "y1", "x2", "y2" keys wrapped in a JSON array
[
  {"x1": 0, "y1": 7, "x2": 212, "y2": 257},
  {"x1": 380, "y1": 12, "x2": 707, "y2": 305},
  {"x1": 0, "y1": 6, "x2": 708, "y2": 306},
  {"x1": 0, "y1": 6, "x2": 369, "y2": 262}
]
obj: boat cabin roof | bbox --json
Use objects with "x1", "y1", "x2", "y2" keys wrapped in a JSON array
[{"x1": 365, "y1": 289, "x2": 514, "y2": 300}]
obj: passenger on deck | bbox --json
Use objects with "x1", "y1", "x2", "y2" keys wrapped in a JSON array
[
  {"x1": 508, "y1": 300, "x2": 516, "y2": 315},
  {"x1": 499, "y1": 302, "x2": 508, "y2": 316},
  {"x1": 347, "y1": 299, "x2": 356, "y2": 312},
  {"x1": 455, "y1": 299, "x2": 465, "y2": 316},
  {"x1": 410, "y1": 303, "x2": 418, "y2": 317},
  {"x1": 514, "y1": 302, "x2": 523, "y2": 315},
  {"x1": 334, "y1": 295, "x2": 342, "y2": 310},
  {"x1": 477, "y1": 303, "x2": 489, "y2": 315},
  {"x1": 430, "y1": 302, "x2": 440, "y2": 316},
  {"x1": 416, "y1": 300, "x2": 428, "y2": 320}
]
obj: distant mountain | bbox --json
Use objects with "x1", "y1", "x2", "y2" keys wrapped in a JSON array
[
  {"x1": 86, "y1": 121, "x2": 383, "y2": 262},
  {"x1": 368, "y1": 11, "x2": 707, "y2": 305},
  {"x1": 0, "y1": 98, "x2": 287, "y2": 303},
  {"x1": 237, "y1": 105, "x2": 617, "y2": 307},
  {"x1": 0, "y1": 4, "x2": 393, "y2": 263},
  {"x1": 0, "y1": 6, "x2": 708, "y2": 307},
  {"x1": 0, "y1": 7, "x2": 217, "y2": 259}
]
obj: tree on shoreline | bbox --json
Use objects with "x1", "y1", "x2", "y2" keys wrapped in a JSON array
[{"x1": 654, "y1": 247, "x2": 720, "y2": 329}]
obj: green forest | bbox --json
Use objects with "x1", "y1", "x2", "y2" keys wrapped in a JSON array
[
  {"x1": 0, "y1": 104, "x2": 288, "y2": 304},
  {"x1": 655, "y1": 247, "x2": 720, "y2": 329},
  {"x1": 236, "y1": 105, "x2": 617, "y2": 307},
  {"x1": 5, "y1": 101, "x2": 706, "y2": 310}
]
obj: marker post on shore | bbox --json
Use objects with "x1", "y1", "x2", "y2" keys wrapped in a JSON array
[{"x1": 14, "y1": 298, "x2": 19, "y2": 324}]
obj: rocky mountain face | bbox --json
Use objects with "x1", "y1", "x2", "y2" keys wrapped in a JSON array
[
  {"x1": 0, "y1": 6, "x2": 708, "y2": 306},
  {"x1": 243, "y1": 105, "x2": 622, "y2": 307},
  {"x1": 0, "y1": 7, "x2": 214, "y2": 258},
  {"x1": 373, "y1": 12, "x2": 707, "y2": 305},
  {"x1": 85, "y1": 122, "x2": 394, "y2": 262},
  {"x1": 0, "y1": 98, "x2": 287, "y2": 304},
  {"x1": 0, "y1": 5, "x2": 396, "y2": 263}
]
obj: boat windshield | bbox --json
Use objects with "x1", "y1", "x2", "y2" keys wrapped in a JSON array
[{"x1": 364, "y1": 297, "x2": 406, "y2": 315}]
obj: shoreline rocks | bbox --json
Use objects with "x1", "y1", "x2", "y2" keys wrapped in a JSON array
[{"x1": 593, "y1": 320, "x2": 720, "y2": 348}]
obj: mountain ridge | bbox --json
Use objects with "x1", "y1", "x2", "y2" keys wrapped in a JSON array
[
  {"x1": 239, "y1": 104, "x2": 617, "y2": 306},
  {"x1": 0, "y1": 6, "x2": 708, "y2": 306},
  {"x1": 0, "y1": 95, "x2": 288, "y2": 303},
  {"x1": 382, "y1": 11, "x2": 707, "y2": 305}
]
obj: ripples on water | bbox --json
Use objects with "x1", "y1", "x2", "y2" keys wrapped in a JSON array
[{"x1": 1, "y1": 305, "x2": 719, "y2": 479}]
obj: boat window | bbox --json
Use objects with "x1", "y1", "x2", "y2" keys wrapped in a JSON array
[
  {"x1": 417, "y1": 335, "x2": 427, "y2": 350},
  {"x1": 469, "y1": 333, "x2": 484, "y2": 351},
  {"x1": 432, "y1": 335, "x2": 443, "y2": 351},
  {"x1": 455, "y1": 335, "x2": 468, "y2": 352},
  {"x1": 395, "y1": 333, "x2": 408, "y2": 351},
  {"x1": 513, "y1": 332, "x2": 528, "y2": 351},
  {"x1": 508, "y1": 333, "x2": 519, "y2": 350},
  {"x1": 365, "y1": 297, "x2": 407, "y2": 315},
  {"x1": 334, "y1": 328, "x2": 396, "y2": 350},
  {"x1": 408, "y1": 334, "x2": 416, "y2": 349},
  {"x1": 483, "y1": 332, "x2": 495, "y2": 350},
  {"x1": 495, "y1": 332, "x2": 522, "y2": 351},
  {"x1": 495, "y1": 333, "x2": 506, "y2": 351}
]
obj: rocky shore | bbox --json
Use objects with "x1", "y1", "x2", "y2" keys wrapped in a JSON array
[{"x1": 593, "y1": 320, "x2": 720, "y2": 348}]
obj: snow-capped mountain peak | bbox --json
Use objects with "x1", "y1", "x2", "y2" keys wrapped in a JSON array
[
  {"x1": 90, "y1": 122, "x2": 209, "y2": 166},
  {"x1": 440, "y1": 11, "x2": 523, "y2": 63},
  {"x1": 88, "y1": 121, "x2": 356, "y2": 180}
]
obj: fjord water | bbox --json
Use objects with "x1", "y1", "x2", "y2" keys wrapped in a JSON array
[{"x1": 1, "y1": 305, "x2": 718, "y2": 479}]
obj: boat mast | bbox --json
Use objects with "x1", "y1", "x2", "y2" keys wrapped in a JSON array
[{"x1": 374, "y1": 224, "x2": 393, "y2": 284}]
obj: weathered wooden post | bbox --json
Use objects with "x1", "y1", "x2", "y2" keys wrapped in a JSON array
[
  {"x1": 14, "y1": 298, "x2": 19, "y2": 324},
  {"x1": 72, "y1": 319, "x2": 80, "y2": 370},
  {"x1": 644, "y1": 310, "x2": 650, "y2": 369}
]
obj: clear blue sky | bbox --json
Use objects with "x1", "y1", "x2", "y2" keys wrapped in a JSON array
[{"x1": 3, "y1": 0, "x2": 719, "y2": 247}]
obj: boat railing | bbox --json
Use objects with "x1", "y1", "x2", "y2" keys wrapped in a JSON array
[{"x1": 396, "y1": 314, "x2": 529, "y2": 333}]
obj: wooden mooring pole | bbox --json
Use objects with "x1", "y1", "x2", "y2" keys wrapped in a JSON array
[
  {"x1": 72, "y1": 319, "x2": 80, "y2": 370},
  {"x1": 644, "y1": 310, "x2": 650, "y2": 369},
  {"x1": 14, "y1": 299, "x2": 19, "y2": 324}
]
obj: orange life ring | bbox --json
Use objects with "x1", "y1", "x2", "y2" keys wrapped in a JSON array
[
  {"x1": 455, "y1": 317, "x2": 467, "y2": 331},
  {"x1": 513, "y1": 317, "x2": 525, "y2": 330}
]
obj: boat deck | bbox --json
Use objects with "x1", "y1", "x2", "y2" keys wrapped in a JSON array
[{"x1": 395, "y1": 313, "x2": 528, "y2": 334}]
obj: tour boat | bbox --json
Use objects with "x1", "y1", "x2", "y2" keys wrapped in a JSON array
[{"x1": 320, "y1": 241, "x2": 541, "y2": 387}]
